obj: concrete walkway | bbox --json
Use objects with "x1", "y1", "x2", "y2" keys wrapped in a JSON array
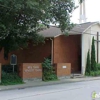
[{"x1": 0, "y1": 77, "x2": 100, "y2": 91}]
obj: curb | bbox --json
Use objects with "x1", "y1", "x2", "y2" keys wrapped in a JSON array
[{"x1": 0, "y1": 77, "x2": 100, "y2": 91}]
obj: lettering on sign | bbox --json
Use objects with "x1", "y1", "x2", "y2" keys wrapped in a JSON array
[
  {"x1": 25, "y1": 66, "x2": 42, "y2": 72},
  {"x1": 62, "y1": 66, "x2": 67, "y2": 69}
]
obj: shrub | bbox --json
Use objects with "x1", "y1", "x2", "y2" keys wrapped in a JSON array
[
  {"x1": 42, "y1": 58, "x2": 57, "y2": 81},
  {"x1": 87, "y1": 71, "x2": 100, "y2": 77},
  {"x1": 96, "y1": 63, "x2": 100, "y2": 70},
  {"x1": 91, "y1": 37, "x2": 97, "y2": 71},
  {"x1": 85, "y1": 72, "x2": 90, "y2": 76},
  {"x1": 42, "y1": 58, "x2": 51, "y2": 69},
  {"x1": 1, "y1": 71, "x2": 23, "y2": 85},
  {"x1": 95, "y1": 71, "x2": 100, "y2": 76},
  {"x1": 89, "y1": 71, "x2": 95, "y2": 76},
  {"x1": 85, "y1": 50, "x2": 91, "y2": 75}
]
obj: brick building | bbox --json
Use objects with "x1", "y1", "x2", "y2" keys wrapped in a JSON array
[{"x1": 0, "y1": 22, "x2": 100, "y2": 80}]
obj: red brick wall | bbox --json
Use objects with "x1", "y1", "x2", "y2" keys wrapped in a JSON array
[
  {"x1": 0, "y1": 35, "x2": 81, "y2": 74},
  {"x1": 53, "y1": 35, "x2": 81, "y2": 73},
  {"x1": 55, "y1": 63, "x2": 71, "y2": 77},
  {"x1": 0, "y1": 39, "x2": 51, "y2": 64},
  {"x1": 0, "y1": 64, "x2": 1, "y2": 82},
  {"x1": 0, "y1": 49, "x2": 6, "y2": 64},
  {"x1": 18, "y1": 63, "x2": 42, "y2": 79}
]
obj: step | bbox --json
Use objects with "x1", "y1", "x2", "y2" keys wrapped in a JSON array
[{"x1": 71, "y1": 74, "x2": 84, "y2": 78}]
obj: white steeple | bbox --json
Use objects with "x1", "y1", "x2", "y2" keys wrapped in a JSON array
[{"x1": 79, "y1": 0, "x2": 87, "y2": 23}]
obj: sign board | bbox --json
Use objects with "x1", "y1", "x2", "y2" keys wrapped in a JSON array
[
  {"x1": 25, "y1": 66, "x2": 42, "y2": 72},
  {"x1": 62, "y1": 66, "x2": 67, "y2": 69},
  {"x1": 10, "y1": 54, "x2": 17, "y2": 65}
]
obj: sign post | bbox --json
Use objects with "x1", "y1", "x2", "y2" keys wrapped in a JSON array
[{"x1": 10, "y1": 54, "x2": 17, "y2": 73}]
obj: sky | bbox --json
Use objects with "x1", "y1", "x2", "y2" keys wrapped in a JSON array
[{"x1": 71, "y1": 0, "x2": 100, "y2": 24}]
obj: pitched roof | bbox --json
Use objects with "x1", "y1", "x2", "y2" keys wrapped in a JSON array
[
  {"x1": 38, "y1": 22, "x2": 99, "y2": 38},
  {"x1": 69, "y1": 22, "x2": 97, "y2": 34},
  {"x1": 38, "y1": 26, "x2": 61, "y2": 38}
]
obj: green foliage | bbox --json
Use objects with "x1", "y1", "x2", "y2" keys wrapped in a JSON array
[
  {"x1": 85, "y1": 62, "x2": 100, "y2": 76},
  {"x1": 89, "y1": 71, "x2": 95, "y2": 76},
  {"x1": 1, "y1": 72, "x2": 23, "y2": 85},
  {"x1": 91, "y1": 37, "x2": 97, "y2": 71},
  {"x1": 85, "y1": 72, "x2": 90, "y2": 76},
  {"x1": 96, "y1": 63, "x2": 100, "y2": 70},
  {"x1": 42, "y1": 58, "x2": 51, "y2": 69},
  {"x1": 1, "y1": 65, "x2": 23, "y2": 85},
  {"x1": 86, "y1": 71, "x2": 100, "y2": 76},
  {"x1": 85, "y1": 37, "x2": 99, "y2": 77},
  {"x1": 85, "y1": 50, "x2": 91, "y2": 74},
  {"x1": 42, "y1": 58, "x2": 57, "y2": 81},
  {"x1": 0, "y1": 0, "x2": 75, "y2": 56},
  {"x1": 86, "y1": 71, "x2": 99, "y2": 77},
  {"x1": 2, "y1": 65, "x2": 18, "y2": 73},
  {"x1": 86, "y1": 63, "x2": 100, "y2": 76},
  {"x1": 85, "y1": 37, "x2": 100, "y2": 77}
]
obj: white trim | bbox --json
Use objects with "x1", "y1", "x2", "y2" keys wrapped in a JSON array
[
  {"x1": 54, "y1": 34, "x2": 62, "y2": 38},
  {"x1": 82, "y1": 22, "x2": 100, "y2": 34}
]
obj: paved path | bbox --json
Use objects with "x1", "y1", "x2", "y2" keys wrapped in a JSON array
[{"x1": 0, "y1": 79, "x2": 100, "y2": 100}]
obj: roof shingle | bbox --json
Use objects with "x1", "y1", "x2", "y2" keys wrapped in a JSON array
[{"x1": 38, "y1": 22, "x2": 98, "y2": 37}]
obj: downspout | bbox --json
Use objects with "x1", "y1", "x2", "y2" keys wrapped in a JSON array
[
  {"x1": 50, "y1": 38, "x2": 53, "y2": 65},
  {"x1": 81, "y1": 33, "x2": 84, "y2": 75}
]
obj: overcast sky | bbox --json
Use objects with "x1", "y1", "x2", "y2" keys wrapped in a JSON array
[{"x1": 71, "y1": 0, "x2": 100, "y2": 23}]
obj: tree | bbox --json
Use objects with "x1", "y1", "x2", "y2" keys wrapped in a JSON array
[
  {"x1": 91, "y1": 37, "x2": 97, "y2": 71},
  {"x1": 85, "y1": 50, "x2": 91, "y2": 74},
  {"x1": 0, "y1": 0, "x2": 75, "y2": 58}
]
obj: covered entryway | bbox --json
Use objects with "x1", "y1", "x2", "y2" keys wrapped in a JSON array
[{"x1": 53, "y1": 34, "x2": 81, "y2": 73}]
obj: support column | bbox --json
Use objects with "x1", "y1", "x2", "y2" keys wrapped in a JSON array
[{"x1": 81, "y1": 35, "x2": 85, "y2": 75}]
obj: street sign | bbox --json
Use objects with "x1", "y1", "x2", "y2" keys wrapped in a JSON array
[{"x1": 10, "y1": 54, "x2": 17, "y2": 65}]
